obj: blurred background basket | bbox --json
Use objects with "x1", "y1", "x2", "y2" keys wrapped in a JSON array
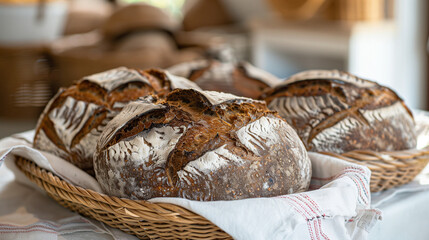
[
  {"x1": 0, "y1": 45, "x2": 53, "y2": 119},
  {"x1": 15, "y1": 157, "x2": 232, "y2": 240},
  {"x1": 321, "y1": 146, "x2": 429, "y2": 192}
]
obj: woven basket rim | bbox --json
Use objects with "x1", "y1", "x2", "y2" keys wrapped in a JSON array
[
  {"x1": 15, "y1": 156, "x2": 220, "y2": 225},
  {"x1": 18, "y1": 145, "x2": 429, "y2": 197},
  {"x1": 319, "y1": 146, "x2": 429, "y2": 192},
  {"x1": 319, "y1": 146, "x2": 429, "y2": 168}
]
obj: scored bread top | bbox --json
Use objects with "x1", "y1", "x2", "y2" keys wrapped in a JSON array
[
  {"x1": 98, "y1": 89, "x2": 259, "y2": 151},
  {"x1": 263, "y1": 69, "x2": 416, "y2": 153},
  {"x1": 97, "y1": 89, "x2": 267, "y2": 184},
  {"x1": 283, "y1": 69, "x2": 376, "y2": 88},
  {"x1": 84, "y1": 67, "x2": 152, "y2": 91},
  {"x1": 238, "y1": 61, "x2": 281, "y2": 87},
  {"x1": 33, "y1": 67, "x2": 200, "y2": 174},
  {"x1": 95, "y1": 88, "x2": 311, "y2": 200}
]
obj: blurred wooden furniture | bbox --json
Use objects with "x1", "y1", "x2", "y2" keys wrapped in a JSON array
[
  {"x1": 267, "y1": 0, "x2": 326, "y2": 20},
  {"x1": 267, "y1": 0, "x2": 387, "y2": 21},
  {"x1": 0, "y1": 45, "x2": 52, "y2": 119}
]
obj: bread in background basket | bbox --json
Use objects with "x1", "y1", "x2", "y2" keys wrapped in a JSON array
[
  {"x1": 262, "y1": 69, "x2": 428, "y2": 192},
  {"x1": 33, "y1": 67, "x2": 200, "y2": 175},
  {"x1": 263, "y1": 69, "x2": 416, "y2": 153},
  {"x1": 168, "y1": 59, "x2": 281, "y2": 99}
]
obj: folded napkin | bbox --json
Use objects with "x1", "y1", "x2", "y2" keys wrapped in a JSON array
[{"x1": 0, "y1": 131, "x2": 381, "y2": 240}]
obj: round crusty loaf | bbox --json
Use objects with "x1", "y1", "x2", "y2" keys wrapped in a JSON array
[
  {"x1": 33, "y1": 67, "x2": 200, "y2": 174},
  {"x1": 101, "y1": 3, "x2": 178, "y2": 39},
  {"x1": 263, "y1": 70, "x2": 417, "y2": 154},
  {"x1": 94, "y1": 89, "x2": 311, "y2": 201},
  {"x1": 167, "y1": 60, "x2": 281, "y2": 99}
]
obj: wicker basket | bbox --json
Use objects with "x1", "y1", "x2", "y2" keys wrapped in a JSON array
[
  {"x1": 320, "y1": 146, "x2": 429, "y2": 192},
  {"x1": 15, "y1": 157, "x2": 232, "y2": 240},
  {"x1": 15, "y1": 146, "x2": 429, "y2": 239}
]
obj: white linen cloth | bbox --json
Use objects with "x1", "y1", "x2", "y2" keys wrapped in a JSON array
[{"x1": 0, "y1": 131, "x2": 381, "y2": 240}]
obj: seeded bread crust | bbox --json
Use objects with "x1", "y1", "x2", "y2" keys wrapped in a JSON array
[
  {"x1": 263, "y1": 70, "x2": 416, "y2": 154},
  {"x1": 33, "y1": 67, "x2": 200, "y2": 175},
  {"x1": 94, "y1": 89, "x2": 311, "y2": 201}
]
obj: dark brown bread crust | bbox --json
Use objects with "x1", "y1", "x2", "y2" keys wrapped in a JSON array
[
  {"x1": 94, "y1": 89, "x2": 311, "y2": 201},
  {"x1": 263, "y1": 70, "x2": 416, "y2": 153},
  {"x1": 168, "y1": 60, "x2": 281, "y2": 99},
  {"x1": 33, "y1": 68, "x2": 200, "y2": 175}
]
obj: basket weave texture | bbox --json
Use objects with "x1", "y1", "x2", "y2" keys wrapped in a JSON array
[
  {"x1": 15, "y1": 157, "x2": 232, "y2": 240},
  {"x1": 15, "y1": 146, "x2": 429, "y2": 239},
  {"x1": 321, "y1": 146, "x2": 429, "y2": 192}
]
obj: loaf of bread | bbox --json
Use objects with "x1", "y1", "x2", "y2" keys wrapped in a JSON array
[
  {"x1": 167, "y1": 60, "x2": 281, "y2": 99},
  {"x1": 94, "y1": 89, "x2": 311, "y2": 201},
  {"x1": 33, "y1": 67, "x2": 200, "y2": 174},
  {"x1": 263, "y1": 70, "x2": 416, "y2": 153},
  {"x1": 101, "y1": 3, "x2": 178, "y2": 40}
]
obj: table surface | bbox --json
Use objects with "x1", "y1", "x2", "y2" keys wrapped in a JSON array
[{"x1": 369, "y1": 190, "x2": 429, "y2": 240}]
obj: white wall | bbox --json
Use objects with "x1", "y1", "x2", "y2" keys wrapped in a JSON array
[
  {"x1": 394, "y1": 0, "x2": 427, "y2": 109},
  {"x1": 248, "y1": 0, "x2": 428, "y2": 109}
]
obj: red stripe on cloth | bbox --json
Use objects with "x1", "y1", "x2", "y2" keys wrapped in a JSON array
[
  {"x1": 307, "y1": 221, "x2": 317, "y2": 240},
  {"x1": 348, "y1": 176, "x2": 368, "y2": 205},
  {"x1": 287, "y1": 195, "x2": 328, "y2": 240},
  {"x1": 353, "y1": 174, "x2": 370, "y2": 201},
  {"x1": 277, "y1": 195, "x2": 317, "y2": 240},
  {"x1": 312, "y1": 218, "x2": 321, "y2": 240},
  {"x1": 286, "y1": 196, "x2": 316, "y2": 219},
  {"x1": 295, "y1": 195, "x2": 319, "y2": 216},
  {"x1": 301, "y1": 194, "x2": 322, "y2": 214},
  {"x1": 318, "y1": 219, "x2": 330, "y2": 240},
  {"x1": 366, "y1": 209, "x2": 382, "y2": 215},
  {"x1": 298, "y1": 194, "x2": 330, "y2": 240}
]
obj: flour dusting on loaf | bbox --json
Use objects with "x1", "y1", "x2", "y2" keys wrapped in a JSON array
[
  {"x1": 198, "y1": 90, "x2": 255, "y2": 105},
  {"x1": 264, "y1": 69, "x2": 416, "y2": 153},
  {"x1": 285, "y1": 69, "x2": 376, "y2": 88},
  {"x1": 85, "y1": 67, "x2": 151, "y2": 91},
  {"x1": 237, "y1": 116, "x2": 287, "y2": 156},
  {"x1": 239, "y1": 62, "x2": 280, "y2": 87},
  {"x1": 34, "y1": 68, "x2": 199, "y2": 174},
  {"x1": 94, "y1": 89, "x2": 311, "y2": 201},
  {"x1": 165, "y1": 71, "x2": 201, "y2": 90}
]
